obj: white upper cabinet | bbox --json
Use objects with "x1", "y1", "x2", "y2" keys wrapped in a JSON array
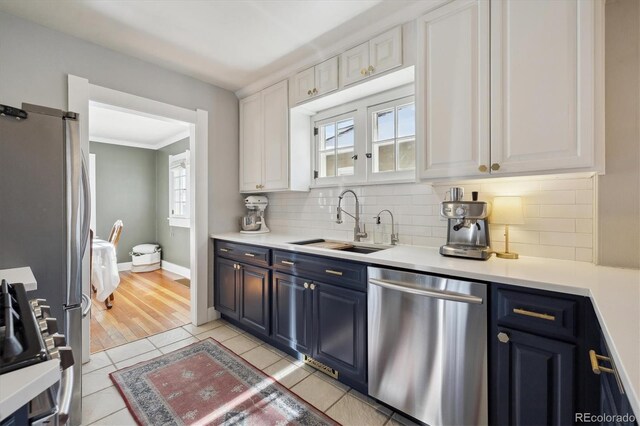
[
  {"x1": 417, "y1": 0, "x2": 489, "y2": 179},
  {"x1": 341, "y1": 27, "x2": 403, "y2": 87},
  {"x1": 490, "y1": 0, "x2": 599, "y2": 175},
  {"x1": 418, "y1": 0, "x2": 603, "y2": 180},
  {"x1": 291, "y1": 57, "x2": 338, "y2": 104},
  {"x1": 240, "y1": 80, "x2": 290, "y2": 192}
]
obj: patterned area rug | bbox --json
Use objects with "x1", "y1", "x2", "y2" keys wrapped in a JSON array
[{"x1": 109, "y1": 339, "x2": 339, "y2": 425}]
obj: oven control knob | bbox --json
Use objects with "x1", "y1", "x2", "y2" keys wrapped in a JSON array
[
  {"x1": 52, "y1": 333, "x2": 67, "y2": 347},
  {"x1": 57, "y1": 346, "x2": 75, "y2": 371},
  {"x1": 30, "y1": 298, "x2": 47, "y2": 307},
  {"x1": 33, "y1": 305, "x2": 42, "y2": 318},
  {"x1": 38, "y1": 319, "x2": 48, "y2": 334},
  {"x1": 44, "y1": 336, "x2": 56, "y2": 351}
]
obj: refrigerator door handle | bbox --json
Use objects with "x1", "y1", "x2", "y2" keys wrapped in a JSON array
[
  {"x1": 65, "y1": 117, "x2": 83, "y2": 307},
  {"x1": 81, "y1": 293, "x2": 91, "y2": 318},
  {"x1": 80, "y1": 154, "x2": 91, "y2": 254}
]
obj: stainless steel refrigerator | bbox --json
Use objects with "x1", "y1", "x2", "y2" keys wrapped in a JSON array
[{"x1": 0, "y1": 103, "x2": 91, "y2": 425}]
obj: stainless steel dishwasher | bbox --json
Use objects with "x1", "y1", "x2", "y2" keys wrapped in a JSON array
[{"x1": 368, "y1": 267, "x2": 488, "y2": 426}]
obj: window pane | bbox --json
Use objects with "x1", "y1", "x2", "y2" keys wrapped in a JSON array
[
  {"x1": 398, "y1": 138, "x2": 416, "y2": 171},
  {"x1": 397, "y1": 103, "x2": 415, "y2": 138},
  {"x1": 373, "y1": 141, "x2": 395, "y2": 173},
  {"x1": 319, "y1": 152, "x2": 336, "y2": 177},
  {"x1": 374, "y1": 109, "x2": 394, "y2": 141},
  {"x1": 337, "y1": 119, "x2": 354, "y2": 147},
  {"x1": 336, "y1": 149, "x2": 354, "y2": 176},
  {"x1": 321, "y1": 123, "x2": 335, "y2": 150}
]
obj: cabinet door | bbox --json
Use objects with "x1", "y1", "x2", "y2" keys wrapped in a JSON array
[
  {"x1": 312, "y1": 282, "x2": 366, "y2": 383},
  {"x1": 238, "y1": 263, "x2": 270, "y2": 336},
  {"x1": 315, "y1": 57, "x2": 339, "y2": 96},
  {"x1": 340, "y1": 42, "x2": 369, "y2": 87},
  {"x1": 262, "y1": 80, "x2": 289, "y2": 191},
  {"x1": 239, "y1": 93, "x2": 263, "y2": 191},
  {"x1": 490, "y1": 0, "x2": 597, "y2": 174},
  {"x1": 214, "y1": 257, "x2": 239, "y2": 320},
  {"x1": 272, "y1": 273, "x2": 312, "y2": 354},
  {"x1": 292, "y1": 67, "x2": 315, "y2": 105},
  {"x1": 493, "y1": 328, "x2": 575, "y2": 425},
  {"x1": 417, "y1": 0, "x2": 490, "y2": 179},
  {"x1": 369, "y1": 26, "x2": 402, "y2": 76}
]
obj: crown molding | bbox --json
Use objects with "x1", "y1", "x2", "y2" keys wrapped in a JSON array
[{"x1": 90, "y1": 129, "x2": 190, "y2": 150}]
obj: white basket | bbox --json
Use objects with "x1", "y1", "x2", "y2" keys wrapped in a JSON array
[{"x1": 130, "y1": 245, "x2": 161, "y2": 272}]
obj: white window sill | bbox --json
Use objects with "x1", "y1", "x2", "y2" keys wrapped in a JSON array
[
  {"x1": 310, "y1": 176, "x2": 417, "y2": 189},
  {"x1": 169, "y1": 217, "x2": 190, "y2": 228}
]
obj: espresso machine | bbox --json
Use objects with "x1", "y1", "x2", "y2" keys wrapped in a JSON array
[
  {"x1": 240, "y1": 195, "x2": 270, "y2": 234},
  {"x1": 439, "y1": 187, "x2": 492, "y2": 260}
]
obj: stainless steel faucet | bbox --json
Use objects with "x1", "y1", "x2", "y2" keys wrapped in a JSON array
[
  {"x1": 336, "y1": 189, "x2": 368, "y2": 242},
  {"x1": 375, "y1": 209, "x2": 399, "y2": 245}
]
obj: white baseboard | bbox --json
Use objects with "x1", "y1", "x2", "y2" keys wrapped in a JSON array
[
  {"x1": 162, "y1": 261, "x2": 191, "y2": 279},
  {"x1": 117, "y1": 262, "x2": 132, "y2": 271},
  {"x1": 207, "y1": 307, "x2": 221, "y2": 323}
]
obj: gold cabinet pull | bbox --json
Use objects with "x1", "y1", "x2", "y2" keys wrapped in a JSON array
[
  {"x1": 244, "y1": 253, "x2": 256, "y2": 257},
  {"x1": 310, "y1": 283, "x2": 316, "y2": 290},
  {"x1": 491, "y1": 163, "x2": 501, "y2": 171},
  {"x1": 325, "y1": 269, "x2": 343, "y2": 276},
  {"x1": 312, "y1": 88, "x2": 318, "y2": 94},
  {"x1": 513, "y1": 308, "x2": 555, "y2": 321},
  {"x1": 368, "y1": 65, "x2": 375, "y2": 74},
  {"x1": 497, "y1": 332, "x2": 510, "y2": 343},
  {"x1": 360, "y1": 68, "x2": 367, "y2": 76},
  {"x1": 307, "y1": 89, "x2": 312, "y2": 95},
  {"x1": 589, "y1": 350, "x2": 615, "y2": 375},
  {"x1": 219, "y1": 248, "x2": 230, "y2": 252},
  {"x1": 233, "y1": 263, "x2": 239, "y2": 270},
  {"x1": 478, "y1": 165, "x2": 488, "y2": 173},
  {"x1": 281, "y1": 260, "x2": 295, "y2": 265},
  {"x1": 303, "y1": 282, "x2": 309, "y2": 289}
]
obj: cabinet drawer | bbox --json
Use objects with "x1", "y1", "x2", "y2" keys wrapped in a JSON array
[
  {"x1": 215, "y1": 240, "x2": 270, "y2": 267},
  {"x1": 273, "y1": 250, "x2": 367, "y2": 290},
  {"x1": 496, "y1": 288, "x2": 578, "y2": 340}
]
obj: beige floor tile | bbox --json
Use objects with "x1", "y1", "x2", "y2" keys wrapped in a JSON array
[
  {"x1": 82, "y1": 364, "x2": 116, "y2": 397},
  {"x1": 81, "y1": 386, "x2": 126, "y2": 424},
  {"x1": 83, "y1": 351, "x2": 113, "y2": 374},
  {"x1": 106, "y1": 339, "x2": 156, "y2": 364},
  {"x1": 223, "y1": 323, "x2": 246, "y2": 335},
  {"x1": 263, "y1": 345, "x2": 289, "y2": 358},
  {"x1": 147, "y1": 327, "x2": 193, "y2": 348},
  {"x1": 348, "y1": 389, "x2": 393, "y2": 416},
  {"x1": 290, "y1": 374, "x2": 347, "y2": 412},
  {"x1": 240, "y1": 346, "x2": 282, "y2": 370},
  {"x1": 262, "y1": 358, "x2": 311, "y2": 388},
  {"x1": 221, "y1": 334, "x2": 261, "y2": 354},
  {"x1": 196, "y1": 325, "x2": 239, "y2": 342},
  {"x1": 182, "y1": 319, "x2": 225, "y2": 336},
  {"x1": 159, "y1": 337, "x2": 199, "y2": 354},
  {"x1": 327, "y1": 394, "x2": 390, "y2": 426},
  {"x1": 115, "y1": 349, "x2": 162, "y2": 369},
  {"x1": 89, "y1": 408, "x2": 136, "y2": 426},
  {"x1": 312, "y1": 370, "x2": 350, "y2": 392}
]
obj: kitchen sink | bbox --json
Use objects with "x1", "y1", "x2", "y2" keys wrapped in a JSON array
[{"x1": 290, "y1": 239, "x2": 391, "y2": 254}]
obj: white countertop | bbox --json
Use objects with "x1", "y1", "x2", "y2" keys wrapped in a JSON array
[
  {"x1": 0, "y1": 360, "x2": 60, "y2": 420},
  {"x1": 212, "y1": 232, "x2": 640, "y2": 416},
  {"x1": 0, "y1": 267, "x2": 37, "y2": 291}
]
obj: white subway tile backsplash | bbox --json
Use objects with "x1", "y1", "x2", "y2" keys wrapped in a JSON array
[{"x1": 266, "y1": 175, "x2": 596, "y2": 262}]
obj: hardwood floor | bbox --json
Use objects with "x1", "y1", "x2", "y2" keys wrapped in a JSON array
[{"x1": 90, "y1": 269, "x2": 190, "y2": 353}]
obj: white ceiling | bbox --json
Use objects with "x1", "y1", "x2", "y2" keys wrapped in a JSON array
[
  {"x1": 89, "y1": 103, "x2": 190, "y2": 150},
  {"x1": 0, "y1": 0, "x2": 413, "y2": 92}
]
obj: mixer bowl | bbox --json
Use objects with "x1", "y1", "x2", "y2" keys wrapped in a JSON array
[{"x1": 241, "y1": 215, "x2": 261, "y2": 231}]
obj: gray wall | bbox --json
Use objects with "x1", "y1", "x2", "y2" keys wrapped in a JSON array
[
  {"x1": 598, "y1": 0, "x2": 640, "y2": 268},
  {"x1": 0, "y1": 11, "x2": 243, "y2": 305},
  {"x1": 156, "y1": 138, "x2": 190, "y2": 268},
  {"x1": 90, "y1": 142, "x2": 157, "y2": 263}
]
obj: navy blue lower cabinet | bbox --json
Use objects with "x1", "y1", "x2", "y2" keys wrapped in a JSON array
[
  {"x1": 312, "y1": 281, "x2": 367, "y2": 385},
  {"x1": 271, "y1": 272, "x2": 313, "y2": 354},
  {"x1": 214, "y1": 256, "x2": 239, "y2": 320},
  {"x1": 238, "y1": 264, "x2": 270, "y2": 336},
  {"x1": 493, "y1": 327, "x2": 576, "y2": 425}
]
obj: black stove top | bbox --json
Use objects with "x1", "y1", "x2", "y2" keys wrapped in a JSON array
[{"x1": 0, "y1": 280, "x2": 48, "y2": 374}]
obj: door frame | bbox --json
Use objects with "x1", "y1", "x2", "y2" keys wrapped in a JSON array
[{"x1": 68, "y1": 75, "x2": 209, "y2": 362}]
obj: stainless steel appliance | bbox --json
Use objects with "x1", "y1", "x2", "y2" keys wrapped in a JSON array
[
  {"x1": 368, "y1": 267, "x2": 488, "y2": 426},
  {"x1": 440, "y1": 189, "x2": 492, "y2": 260},
  {"x1": 0, "y1": 103, "x2": 91, "y2": 425},
  {"x1": 1, "y1": 280, "x2": 78, "y2": 425},
  {"x1": 240, "y1": 195, "x2": 270, "y2": 234}
]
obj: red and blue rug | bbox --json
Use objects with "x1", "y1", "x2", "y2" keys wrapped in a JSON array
[{"x1": 110, "y1": 338, "x2": 339, "y2": 425}]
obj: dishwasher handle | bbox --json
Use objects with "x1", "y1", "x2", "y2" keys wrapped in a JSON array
[{"x1": 369, "y1": 278, "x2": 483, "y2": 304}]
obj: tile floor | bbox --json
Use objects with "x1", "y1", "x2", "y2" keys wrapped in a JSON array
[{"x1": 82, "y1": 319, "x2": 420, "y2": 426}]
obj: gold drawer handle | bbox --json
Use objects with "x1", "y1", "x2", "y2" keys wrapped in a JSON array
[
  {"x1": 325, "y1": 269, "x2": 343, "y2": 276},
  {"x1": 589, "y1": 350, "x2": 615, "y2": 375},
  {"x1": 219, "y1": 248, "x2": 230, "y2": 252},
  {"x1": 513, "y1": 308, "x2": 555, "y2": 321},
  {"x1": 244, "y1": 253, "x2": 256, "y2": 257},
  {"x1": 281, "y1": 260, "x2": 295, "y2": 265}
]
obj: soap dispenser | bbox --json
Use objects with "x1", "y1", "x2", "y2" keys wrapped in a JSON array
[{"x1": 373, "y1": 216, "x2": 383, "y2": 244}]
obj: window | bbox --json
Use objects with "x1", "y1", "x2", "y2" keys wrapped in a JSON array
[
  {"x1": 169, "y1": 150, "x2": 190, "y2": 228},
  {"x1": 315, "y1": 112, "x2": 358, "y2": 183},
  {"x1": 369, "y1": 96, "x2": 415, "y2": 180}
]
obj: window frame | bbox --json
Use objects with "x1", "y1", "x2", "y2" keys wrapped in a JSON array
[{"x1": 168, "y1": 150, "x2": 190, "y2": 228}]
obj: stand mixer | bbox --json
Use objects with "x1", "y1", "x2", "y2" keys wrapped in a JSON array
[
  {"x1": 241, "y1": 195, "x2": 270, "y2": 234},
  {"x1": 439, "y1": 187, "x2": 491, "y2": 260}
]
